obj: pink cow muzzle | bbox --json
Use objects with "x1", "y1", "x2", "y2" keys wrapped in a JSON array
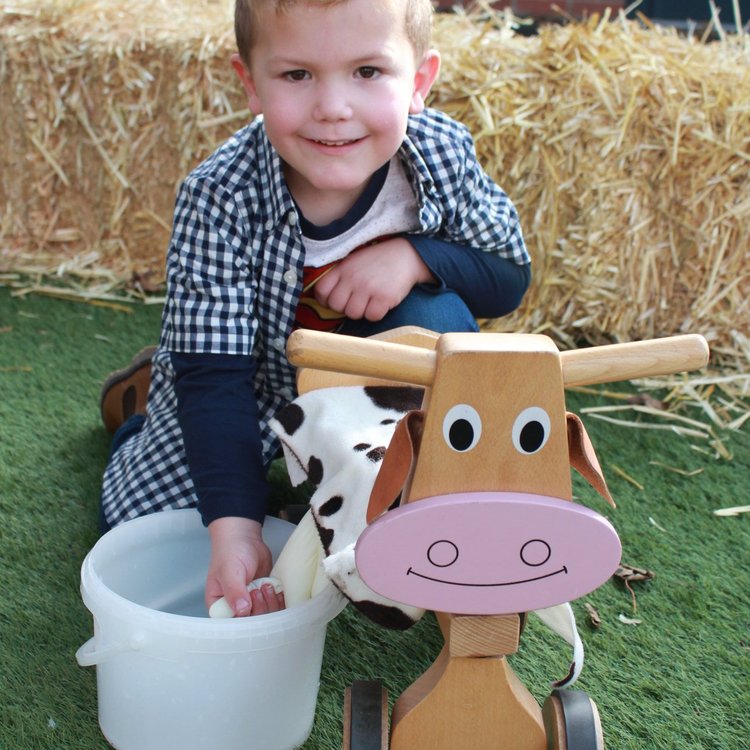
[{"x1": 355, "y1": 493, "x2": 621, "y2": 615}]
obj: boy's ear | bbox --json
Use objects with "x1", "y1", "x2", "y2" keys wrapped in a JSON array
[
  {"x1": 231, "y1": 53, "x2": 263, "y2": 115},
  {"x1": 409, "y1": 49, "x2": 441, "y2": 115}
]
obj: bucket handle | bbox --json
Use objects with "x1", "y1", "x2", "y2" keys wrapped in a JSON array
[{"x1": 76, "y1": 632, "x2": 146, "y2": 667}]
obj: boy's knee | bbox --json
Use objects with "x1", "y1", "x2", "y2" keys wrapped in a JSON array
[
  {"x1": 342, "y1": 287, "x2": 478, "y2": 337},
  {"x1": 388, "y1": 287, "x2": 478, "y2": 333}
]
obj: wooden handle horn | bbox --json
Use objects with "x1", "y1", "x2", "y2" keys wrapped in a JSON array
[
  {"x1": 286, "y1": 330, "x2": 709, "y2": 388},
  {"x1": 559, "y1": 334, "x2": 709, "y2": 386},
  {"x1": 287, "y1": 329, "x2": 437, "y2": 386}
]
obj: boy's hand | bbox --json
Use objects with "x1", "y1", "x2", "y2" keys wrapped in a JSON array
[
  {"x1": 314, "y1": 238, "x2": 436, "y2": 322},
  {"x1": 206, "y1": 517, "x2": 285, "y2": 617}
]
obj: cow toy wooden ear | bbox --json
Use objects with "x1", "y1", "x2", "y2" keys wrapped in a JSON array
[
  {"x1": 367, "y1": 411, "x2": 424, "y2": 524},
  {"x1": 566, "y1": 413, "x2": 615, "y2": 507}
]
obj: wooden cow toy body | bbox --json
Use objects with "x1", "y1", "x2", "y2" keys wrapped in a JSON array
[{"x1": 287, "y1": 327, "x2": 709, "y2": 750}]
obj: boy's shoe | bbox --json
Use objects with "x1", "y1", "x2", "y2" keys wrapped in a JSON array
[{"x1": 100, "y1": 346, "x2": 157, "y2": 433}]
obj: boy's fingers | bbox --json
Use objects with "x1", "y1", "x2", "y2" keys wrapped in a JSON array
[
  {"x1": 238, "y1": 583, "x2": 286, "y2": 617},
  {"x1": 218, "y1": 571, "x2": 250, "y2": 615},
  {"x1": 233, "y1": 596, "x2": 253, "y2": 616},
  {"x1": 319, "y1": 281, "x2": 353, "y2": 316},
  {"x1": 343, "y1": 294, "x2": 369, "y2": 321},
  {"x1": 259, "y1": 583, "x2": 285, "y2": 613},
  {"x1": 249, "y1": 587, "x2": 269, "y2": 615},
  {"x1": 210, "y1": 577, "x2": 285, "y2": 618},
  {"x1": 363, "y1": 297, "x2": 390, "y2": 322}
]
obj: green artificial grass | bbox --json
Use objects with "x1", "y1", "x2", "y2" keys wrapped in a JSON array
[{"x1": 1, "y1": 286, "x2": 748, "y2": 749}]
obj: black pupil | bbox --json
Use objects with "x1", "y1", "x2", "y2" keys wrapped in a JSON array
[
  {"x1": 520, "y1": 421, "x2": 545, "y2": 453},
  {"x1": 449, "y1": 419, "x2": 474, "y2": 451}
]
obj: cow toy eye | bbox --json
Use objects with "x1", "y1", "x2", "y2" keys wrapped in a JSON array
[
  {"x1": 442, "y1": 404, "x2": 482, "y2": 452},
  {"x1": 512, "y1": 406, "x2": 551, "y2": 455}
]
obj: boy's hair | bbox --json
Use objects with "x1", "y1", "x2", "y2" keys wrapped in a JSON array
[{"x1": 235, "y1": 0, "x2": 434, "y2": 67}]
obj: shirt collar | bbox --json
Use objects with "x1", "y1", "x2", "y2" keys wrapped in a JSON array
[
  {"x1": 399, "y1": 124, "x2": 436, "y2": 192},
  {"x1": 398, "y1": 127, "x2": 440, "y2": 229},
  {"x1": 253, "y1": 117, "x2": 298, "y2": 228}
]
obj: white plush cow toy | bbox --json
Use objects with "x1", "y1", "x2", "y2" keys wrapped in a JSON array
[{"x1": 270, "y1": 383, "x2": 426, "y2": 628}]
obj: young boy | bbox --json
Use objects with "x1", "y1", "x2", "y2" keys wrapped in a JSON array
[{"x1": 100, "y1": 0, "x2": 531, "y2": 618}]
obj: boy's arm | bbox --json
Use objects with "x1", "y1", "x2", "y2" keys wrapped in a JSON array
[
  {"x1": 409, "y1": 112, "x2": 530, "y2": 268},
  {"x1": 313, "y1": 235, "x2": 529, "y2": 322},
  {"x1": 172, "y1": 351, "x2": 283, "y2": 616},
  {"x1": 407, "y1": 235, "x2": 531, "y2": 319},
  {"x1": 406, "y1": 118, "x2": 531, "y2": 318},
  {"x1": 172, "y1": 351, "x2": 270, "y2": 525}
]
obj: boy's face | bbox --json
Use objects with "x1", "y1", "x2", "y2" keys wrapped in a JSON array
[{"x1": 232, "y1": 0, "x2": 440, "y2": 222}]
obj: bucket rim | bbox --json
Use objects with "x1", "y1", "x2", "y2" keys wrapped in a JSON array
[{"x1": 80, "y1": 509, "x2": 347, "y2": 638}]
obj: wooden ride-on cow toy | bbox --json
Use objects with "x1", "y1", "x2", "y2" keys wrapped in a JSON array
[{"x1": 287, "y1": 328, "x2": 709, "y2": 750}]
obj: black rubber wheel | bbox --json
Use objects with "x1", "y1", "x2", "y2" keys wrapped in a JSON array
[
  {"x1": 542, "y1": 688, "x2": 604, "y2": 750},
  {"x1": 344, "y1": 680, "x2": 389, "y2": 750}
]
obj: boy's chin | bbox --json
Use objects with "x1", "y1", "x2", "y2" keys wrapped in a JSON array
[{"x1": 286, "y1": 168, "x2": 373, "y2": 201}]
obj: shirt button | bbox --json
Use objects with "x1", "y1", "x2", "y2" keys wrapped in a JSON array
[
  {"x1": 272, "y1": 337, "x2": 286, "y2": 352},
  {"x1": 280, "y1": 387, "x2": 295, "y2": 401},
  {"x1": 287, "y1": 212, "x2": 298, "y2": 226},
  {"x1": 283, "y1": 269, "x2": 297, "y2": 284}
]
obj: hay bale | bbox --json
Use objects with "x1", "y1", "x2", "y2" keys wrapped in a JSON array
[
  {"x1": 428, "y1": 8, "x2": 750, "y2": 370},
  {"x1": 431, "y1": 11, "x2": 750, "y2": 371},
  {"x1": 0, "y1": 0, "x2": 244, "y2": 284},
  {"x1": 1, "y1": 2, "x2": 748, "y2": 369}
]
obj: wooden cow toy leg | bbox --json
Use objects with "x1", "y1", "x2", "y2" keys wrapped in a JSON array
[{"x1": 388, "y1": 614, "x2": 546, "y2": 750}]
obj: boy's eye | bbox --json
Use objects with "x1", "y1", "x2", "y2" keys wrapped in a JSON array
[
  {"x1": 284, "y1": 70, "x2": 310, "y2": 82},
  {"x1": 356, "y1": 66, "x2": 380, "y2": 79}
]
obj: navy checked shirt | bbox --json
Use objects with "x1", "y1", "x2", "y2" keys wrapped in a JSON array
[{"x1": 101, "y1": 108, "x2": 529, "y2": 528}]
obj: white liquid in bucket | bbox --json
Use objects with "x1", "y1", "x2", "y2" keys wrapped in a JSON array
[{"x1": 77, "y1": 509, "x2": 346, "y2": 750}]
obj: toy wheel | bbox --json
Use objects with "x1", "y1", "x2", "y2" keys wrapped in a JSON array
[
  {"x1": 343, "y1": 680, "x2": 389, "y2": 750},
  {"x1": 542, "y1": 688, "x2": 604, "y2": 750}
]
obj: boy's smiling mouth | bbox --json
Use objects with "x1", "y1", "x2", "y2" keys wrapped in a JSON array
[{"x1": 309, "y1": 137, "x2": 365, "y2": 147}]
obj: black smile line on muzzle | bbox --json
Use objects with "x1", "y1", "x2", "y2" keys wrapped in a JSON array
[{"x1": 405, "y1": 565, "x2": 568, "y2": 587}]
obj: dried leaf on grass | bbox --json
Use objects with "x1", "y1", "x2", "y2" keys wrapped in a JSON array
[
  {"x1": 614, "y1": 563, "x2": 655, "y2": 612},
  {"x1": 585, "y1": 602, "x2": 602, "y2": 628},
  {"x1": 618, "y1": 614, "x2": 643, "y2": 626},
  {"x1": 713, "y1": 505, "x2": 750, "y2": 517},
  {"x1": 648, "y1": 516, "x2": 668, "y2": 532},
  {"x1": 609, "y1": 464, "x2": 645, "y2": 491}
]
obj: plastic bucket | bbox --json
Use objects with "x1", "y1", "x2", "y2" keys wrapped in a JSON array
[{"x1": 77, "y1": 509, "x2": 346, "y2": 750}]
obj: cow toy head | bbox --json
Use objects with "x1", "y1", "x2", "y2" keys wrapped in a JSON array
[
  {"x1": 356, "y1": 332, "x2": 621, "y2": 615},
  {"x1": 287, "y1": 328, "x2": 709, "y2": 617}
]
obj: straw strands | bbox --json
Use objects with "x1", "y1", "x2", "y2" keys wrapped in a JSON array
[
  {"x1": 1, "y1": 0, "x2": 242, "y2": 285},
  {"x1": 1, "y1": 2, "x2": 749, "y2": 378},
  {"x1": 430, "y1": 10, "x2": 750, "y2": 372}
]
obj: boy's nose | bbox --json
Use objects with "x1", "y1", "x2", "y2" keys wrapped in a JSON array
[{"x1": 313, "y1": 82, "x2": 353, "y2": 122}]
